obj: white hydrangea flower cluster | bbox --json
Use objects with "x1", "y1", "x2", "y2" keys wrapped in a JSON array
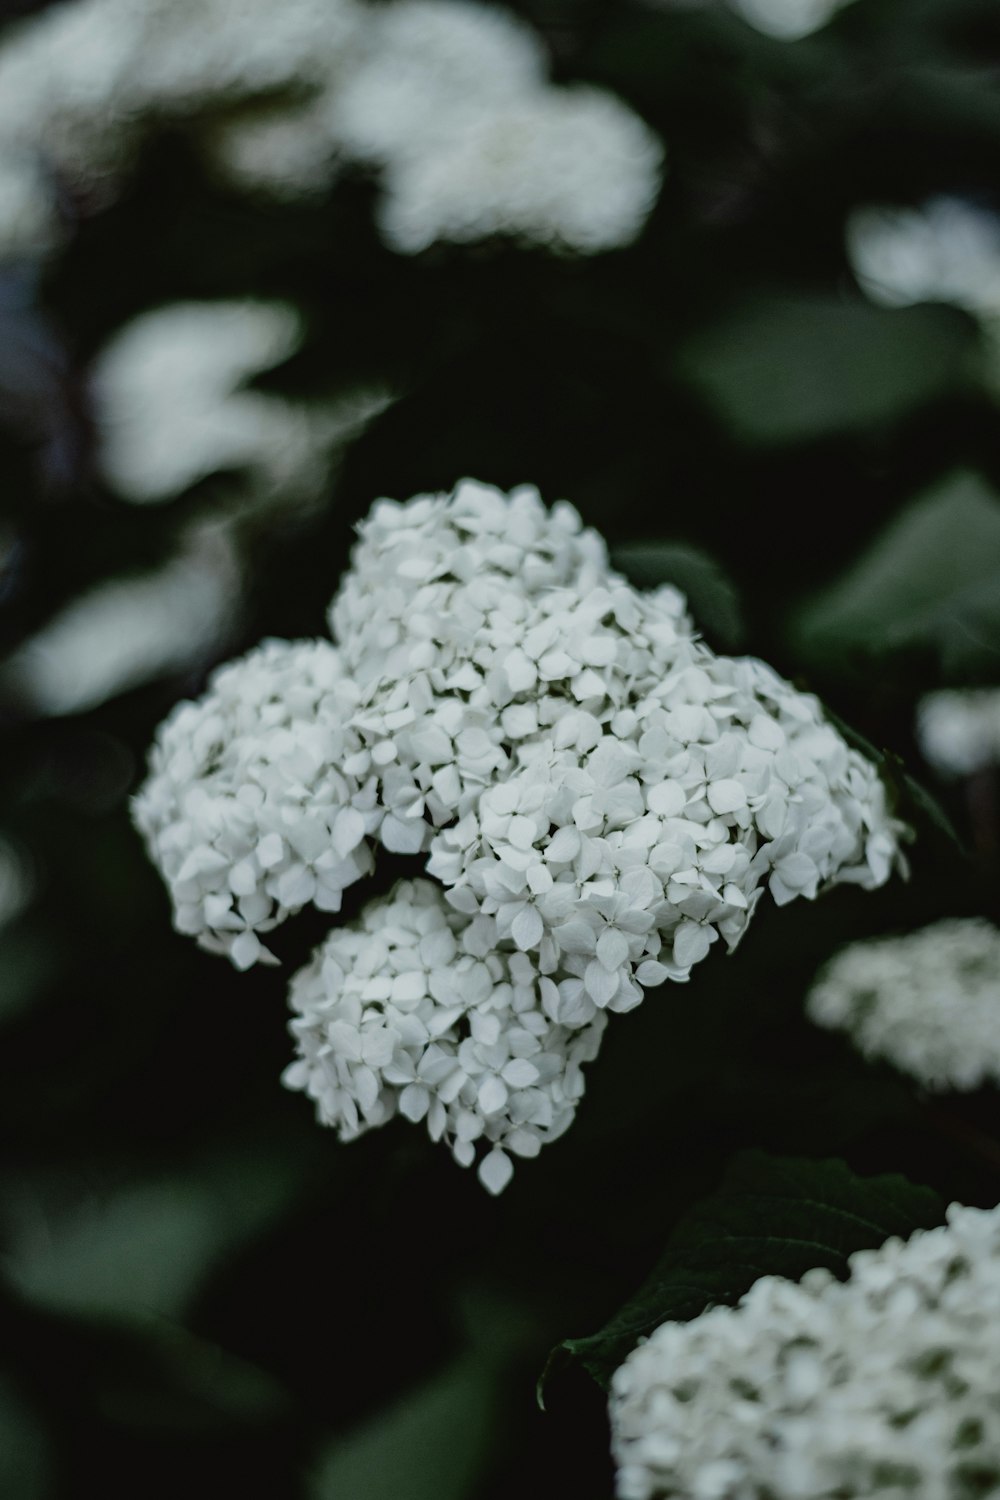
[
  {"x1": 90, "y1": 300, "x2": 387, "y2": 511},
  {"x1": 609, "y1": 1200, "x2": 1000, "y2": 1500},
  {"x1": 0, "y1": 0, "x2": 663, "y2": 260},
  {"x1": 284, "y1": 879, "x2": 606, "y2": 1193},
  {"x1": 135, "y1": 479, "x2": 905, "y2": 1186},
  {"x1": 806, "y1": 918, "x2": 1000, "y2": 1092},
  {"x1": 917, "y1": 688, "x2": 1000, "y2": 778}
]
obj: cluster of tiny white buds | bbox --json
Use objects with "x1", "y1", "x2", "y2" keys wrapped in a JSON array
[
  {"x1": 807, "y1": 917, "x2": 1000, "y2": 1092},
  {"x1": 283, "y1": 879, "x2": 606, "y2": 1192},
  {"x1": 136, "y1": 479, "x2": 907, "y2": 1185},
  {"x1": 609, "y1": 1201, "x2": 1000, "y2": 1500}
]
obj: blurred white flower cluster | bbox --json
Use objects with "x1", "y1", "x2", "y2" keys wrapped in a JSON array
[
  {"x1": 0, "y1": 0, "x2": 663, "y2": 260},
  {"x1": 4, "y1": 299, "x2": 387, "y2": 719},
  {"x1": 658, "y1": 0, "x2": 857, "y2": 42},
  {"x1": 807, "y1": 917, "x2": 1000, "y2": 1091},
  {"x1": 90, "y1": 300, "x2": 386, "y2": 511},
  {"x1": 848, "y1": 198, "x2": 1000, "y2": 316},
  {"x1": 134, "y1": 479, "x2": 904, "y2": 1188},
  {"x1": 917, "y1": 688, "x2": 1000, "y2": 778},
  {"x1": 847, "y1": 197, "x2": 1000, "y2": 392},
  {"x1": 609, "y1": 1201, "x2": 1000, "y2": 1500},
  {"x1": 4, "y1": 522, "x2": 241, "y2": 717}
]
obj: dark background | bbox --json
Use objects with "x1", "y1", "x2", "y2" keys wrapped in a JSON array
[{"x1": 1, "y1": 1, "x2": 999, "y2": 1495}]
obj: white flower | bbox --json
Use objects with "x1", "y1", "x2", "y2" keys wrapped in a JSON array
[
  {"x1": 4, "y1": 522, "x2": 240, "y2": 717},
  {"x1": 133, "y1": 637, "x2": 379, "y2": 969},
  {"x1": 137, "y1": 478, "x2": 906, "y2": 1184},
  {"x1": 653, "y1": 0, "x2": 857, "y2": 42},
  {"x1": 283, "y1": 878, "x2": 606, "y2": 1191},
  {"x1": 0, "y1": 153, "x2": 60, "y2": 262},
  {"x1": 330, "y1": 0, "x2": 547, "y2": 165},
  {"x1": 376, "y1": 86, "x2": 665, "y2": 255},
  {"x1": 807, "y1": 918, "x2": 1000, "y2": 1091},
  {"x1": 728, "y1": 0, "x2": 856, "y2": 41},
  {"x1": 0, "y1": 0, "x2": 663, "y2": 259},
  {"x1": 90, "y1": 300, "x2": 382, "y2": 511},
  {"x1": 609, "y1": 1200, "x2": 1000, "y2": 1500},
  {"x1": 847, "y1": 197, "x2": 1000, "y2": 317},
  {"x1": 917, "y1": 688, "x2": 1000, "y2": 778}
]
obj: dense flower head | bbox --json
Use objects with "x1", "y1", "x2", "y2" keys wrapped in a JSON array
[
  {"x1": 0, "y1": 0, "x2": 663, "y2": 259},
  {"x1": 807, "y1": 918, "x2": 1000, "y2": 1092},
  {"x1": 133, "y1": 638, "x2": 377, "y2": 970},
  {"x1": 136, "y1": 478, "x2": 906, "y2": 1184},
  {"x1": 917, "y1": 688, "x2": 1000, "y2": 778},
  {"x1": 609, "y1": 1201, "x2": 1000, "y2": 1500},
  {"x1": 284, "y1": 878, "x2": 606, "y2": 1193}
]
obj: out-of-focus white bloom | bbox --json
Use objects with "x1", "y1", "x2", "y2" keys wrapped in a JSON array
[
  {"x1": 807, "y1": 918, "x2": 1000, "y2": 1091},
  {"x1": 202, "y1": 97, "x2": 344, "y2": 201},
  {"x1": 728, "y1": 0, "x2": 855, "y2": 41},
  {"x1": 0, "y1": 0, "x2": 663, "y2": 258},
  {"x1": 609, "y1": 1201, "x2": 1000, "y2": 1500},
  {"x1": 917, "y1": 688, "x2": 1000, "y2": 778},
  {"x1": 377, "y1": 87, "x2": 665, "y2": 255},
  {"x1": 284, "y1": 878, "x2": 606, "y2": 1192},
  {"x1": 91, "y1": 300, "x2": 384, "y2": 509},
  {"x1": 331, "y1": 0, "x2": 546, "y2": 165},
  {"x1": 136, "y1": 480, "x2": 905, "y2": 1185},
  {"x1": 654, "y1": 0, "x2": 855, "y2": 41},
  {"x1": 5, "y1": 523, "x2": 240, "y2": 717},
  {"x1": 847, "y1": 198, "x2": 1000, "y2": 316},
  {"x1": 0, "y1": 154, "x2": 60, "y2": 261}
]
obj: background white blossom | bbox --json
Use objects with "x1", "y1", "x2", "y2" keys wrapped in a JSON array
[
  {"x1": 806, "y1": 917, "x2": 1000, "y2": 1091},
  {"x1": 609, "y1": 1201, "x2": 1000, "y2": 1500},
  {"x1": 90, "y1": 299, "x2": 387, "y2": 513},
  {"x1": 0, "y1": 0, "x2": 664, "y2": 259},
  {"x1": 4, "y1": 522, "x2": 241, "y2": 718},
  {"x1": 917, "y1": 688, "x2": 1000, "y2": 778}
]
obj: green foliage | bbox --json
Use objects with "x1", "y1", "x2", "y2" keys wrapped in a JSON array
[
  {"x1": 677, "y1": 297, "x2": 975, "y2": 445},
  {"x1": 793, "y1": 471, "x2": 1000, "y2": 673},
  {"x1": 0, "y1": 1377, "x2": 51, "y2": 1500},
  {"x1": 5, "y1": 1146, "x2": 314, "y2": 1322},
  {"x1": 546, "y1": 1151, "x2": 943, "y2": 1393},
  {"x1": 310, "y1": 1354, "x2": 499, "y2": 1500}
]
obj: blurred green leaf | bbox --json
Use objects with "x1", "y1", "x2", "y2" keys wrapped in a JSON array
[
  {"x1": 93, "y1": 1322, "x2": 288, "y2": 1432},
  {"x1": 612, "y1": 542, "x2": 745, "y2": 648},
  {"x1": 0, "y1": 1375, "x2": 51, "y2": 1500},
  {"x1": 677, "y1": 296, "x2": 974, "y2": 445},
  {"x1": 310, "y1": 1353, "x2": 498, "y2": 1500},
  {"x1": 6, "y1": 1182, "x2": 220, "y2": 1322},
  {"x1": 792, "y1": 471, "x2": 1000, "y2": 671},
  {"x1": 5, "y1": 1145, "x2": 313, "y2": 1322},
  {"x1": 545, "y1": 1150, "x2": 943, "y2": 1394}
]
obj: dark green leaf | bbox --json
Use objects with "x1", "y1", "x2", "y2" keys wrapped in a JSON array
[
  {"x1": 792, "y1": 472, "x2": 1000, "y2": 672},
  {"x1": 545, "y1": 1151, "x2": 943, "y2": 1394},
  {"x1": 612, "y1": 542, "x2": 745, "y2": 648},
  {"x1": 677, "y1": 296, "x2": 975, "y2": 445}
]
